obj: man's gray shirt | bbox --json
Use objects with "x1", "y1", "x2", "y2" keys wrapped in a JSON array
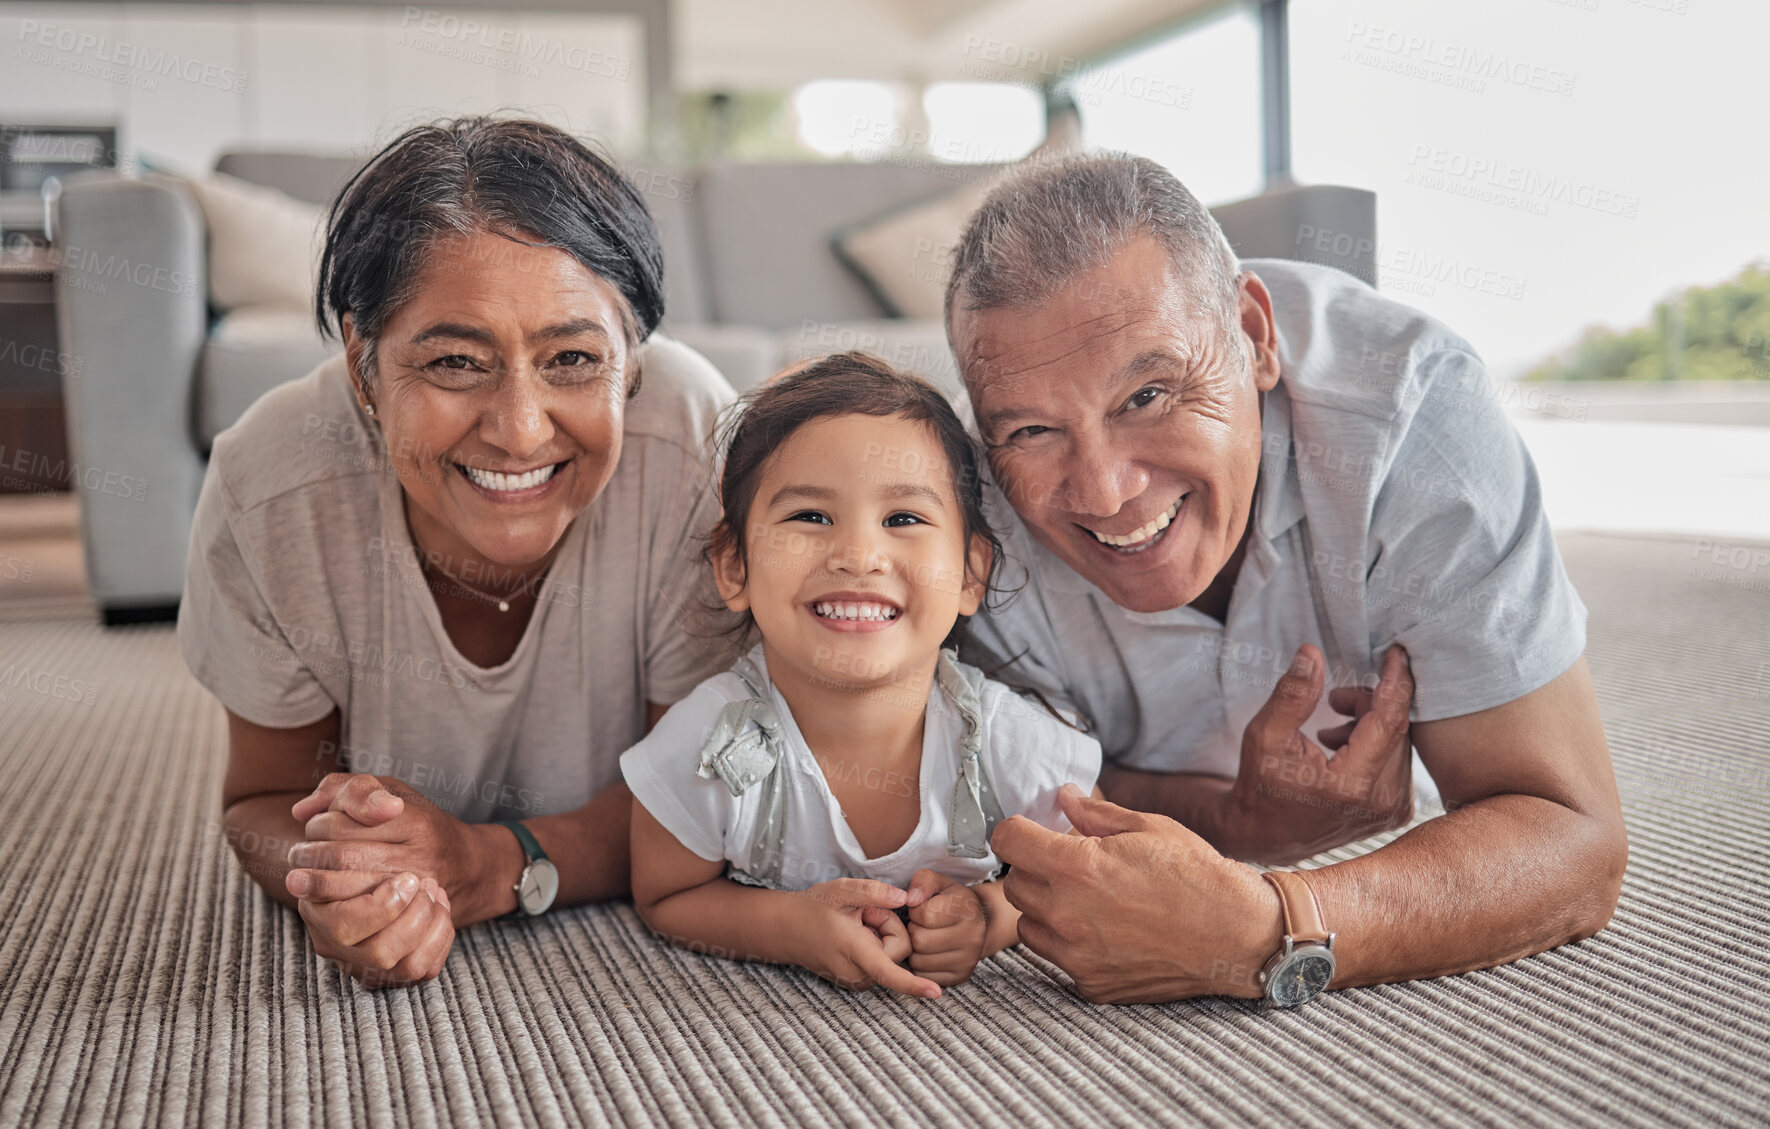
[{"x1": 965, "y1": 258, "x2": 1587, "y2": 778}]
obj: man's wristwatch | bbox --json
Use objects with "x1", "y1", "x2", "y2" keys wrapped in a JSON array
[
  {"x1": 496, "y1": 820, "x2": 559, "y2": 917},
  {"x1": 1256, "y1": 870, "x2": 1336, "y2": 1007}
]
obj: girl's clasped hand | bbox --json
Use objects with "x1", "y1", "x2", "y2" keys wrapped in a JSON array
[{"x1": 769, "y1": 869, "x2": 997, "y2": 999}]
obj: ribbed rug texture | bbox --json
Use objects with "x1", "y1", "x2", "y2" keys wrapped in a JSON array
[{"x1": 0, "y1": 532, "x2": 1766, "y2": 1127}]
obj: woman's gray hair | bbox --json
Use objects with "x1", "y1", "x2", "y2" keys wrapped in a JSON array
[{"x1": 944, "y1": 152, "x2": 1243, "y2": 364}]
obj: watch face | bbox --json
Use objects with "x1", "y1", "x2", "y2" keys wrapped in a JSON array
[
  {"x1": 1268, "y1": 948, "x2": 1335, "y2": 1007},
  {"x1": 518, "y1": 858, "x2": 560, "y2": 915}
]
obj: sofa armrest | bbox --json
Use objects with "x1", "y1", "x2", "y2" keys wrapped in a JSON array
[
  {"x1": 1210, "y1": 184, "x2": 1378, "y2": 287},
  {"x1": 662, "y1": 322, "x2": 780, "y2": 393},
  {"x1": 54, "y1": 171, "x2": 209, "y2": 617}
]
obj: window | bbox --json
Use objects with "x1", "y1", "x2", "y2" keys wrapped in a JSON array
[
  {"x1": 791, "y1": 80, "x2": 904, "y2": 159},
  {"x1": 1289, "y1": 0, "x2": 1770, "y2": 385},
  {"x1": 1058, "y1": 2, "x2": 1264, "y2": 206},
  {"x1": 922, "y1": 82, "x2": 1044, "y2": 164}
]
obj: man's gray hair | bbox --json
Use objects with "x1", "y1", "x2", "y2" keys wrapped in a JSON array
[{"x1": 944, "y1": 152, "x2": 1243, "y2": 360}]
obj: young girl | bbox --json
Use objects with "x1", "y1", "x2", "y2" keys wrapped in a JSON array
[{"x1": 622, "y1": 352, "x2": 1101, "y2": 1000}]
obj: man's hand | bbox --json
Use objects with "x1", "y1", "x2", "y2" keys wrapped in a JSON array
[
  {"x1": 905, "y1": 870, "x2": 988, "y2": 987},
  {"x1": 792, "y1": 878, "x2": 943, "y2": 999},
  {"x1": 290, "y1": 868, "x2": 456, "y2": 989},
  {"x1": 993, "y1": 784, "x2": 1282, "y2": 1004},
  {"x1": 1227, "y1": 643, "x2": 1415, "y2": 861}
]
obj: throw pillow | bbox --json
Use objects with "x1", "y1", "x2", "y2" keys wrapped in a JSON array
[
  {"x1": 181, "y1": 171, "x2": 325, "y2": 310},
  {"x1": 830, "y1": 108, "x2": 1082, "y2": 319}
]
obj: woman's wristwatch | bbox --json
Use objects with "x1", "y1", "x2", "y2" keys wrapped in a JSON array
[
  {"x1": 1256, "y1": 870, "x2": 1336, "y2": 1007},
  {"x1": 496, "y1": 820, "x2": 559, "y2": 917}
]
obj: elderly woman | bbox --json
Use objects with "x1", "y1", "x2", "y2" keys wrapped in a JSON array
[{"x1": 179, "y1": 118, "x2": 734, "y2": 987}]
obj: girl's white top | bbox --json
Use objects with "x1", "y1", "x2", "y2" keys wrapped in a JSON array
[{"x1": 622, "y1": 644, "x2": 1103, "y2": 890}]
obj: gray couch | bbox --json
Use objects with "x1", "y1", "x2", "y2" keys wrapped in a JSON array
[{"x1": 55, "y1": 152, "x2": 1374, "y2": 622}]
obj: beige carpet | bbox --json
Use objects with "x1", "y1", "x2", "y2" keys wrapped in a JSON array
[{"x1": 0, "y1": 532, "x2": 1765, "y2": 1127}]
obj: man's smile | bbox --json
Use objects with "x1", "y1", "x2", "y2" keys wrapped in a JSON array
[{"x1": 1081, "y1": 495, "x2": 1187, "y2": 553}]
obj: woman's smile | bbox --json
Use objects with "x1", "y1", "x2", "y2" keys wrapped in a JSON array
[
  {"x1": 454, "y1": 458, "x2": 573, "y2": 504},
  {"x1": 361, "y1": 230, "x2": 635, "y2": 571}
]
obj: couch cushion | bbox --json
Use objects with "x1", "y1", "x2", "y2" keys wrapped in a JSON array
[
  {"x1": 695, "y1": 162, "x2": 1009, "y2": 332},
  {"x1": 198, "y1": 305, "x2": 341, "y2": 446},
  {"x1": 830, "y1": 182, "x2": 987, "y2": 319}
]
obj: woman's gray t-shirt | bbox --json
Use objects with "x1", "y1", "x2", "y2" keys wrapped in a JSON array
[{"x1": 177, "y1": 335, "x2": 737, "y2": 822}]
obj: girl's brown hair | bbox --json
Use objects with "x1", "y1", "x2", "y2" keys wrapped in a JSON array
[{"x1": 707, "y1": 352, "x2": 1005, "y2": 650}]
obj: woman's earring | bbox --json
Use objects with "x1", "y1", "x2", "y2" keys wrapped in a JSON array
[{"x1": 362, "y1": 402, "x2": 376, "y2": 417}]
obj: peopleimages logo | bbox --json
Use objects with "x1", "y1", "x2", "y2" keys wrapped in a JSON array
[
  {"x1": 0, "y1": 445, "x2": 147, "y2": 501},
  {"x1": 54, "y1": 244, "x2": 201, "y2": 299},
  {"x1": 249, "y1": 613, "x2": 477, "y2": 690},
  {"x1": 1382, "y1": 245, "x2": 1528, "y2": 301},
  {"x1": 398, "y1": 7, "x2": 631, "y2": 78},
  {"x1": 1342, "y1": 22, "x2": 1577, "y2": 97},
  {"x1": 1406, "y1": 145, "x2": 1641, "y2": 219},
  {"x1": 0, "y1": 336, "x2": 83, "y2": 379},
  {"x1": 15, "y1": 19, "x2": 249, "y2": 93},
  {"x1": 0, "y1": 662, "x2": 100, "y2": 706},
  {"x1": 957, "y1": 35, "x2": 1192, "y2": 110}
]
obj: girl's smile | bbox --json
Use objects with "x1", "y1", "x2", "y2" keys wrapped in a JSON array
[
  {"x1": 712, "y1": 411, "x2": 988, "y2": 695},
  {"x1": 808, "y1": 591, "x2": 904, "y2": 632}
]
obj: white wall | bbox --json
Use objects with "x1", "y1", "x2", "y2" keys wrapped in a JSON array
[
  {"x1": 0, "y1": 3, "x2": 647, "y2": 172},
  {"x1": 674, "y1": 0, "x2": 1212, "y2": 88}
]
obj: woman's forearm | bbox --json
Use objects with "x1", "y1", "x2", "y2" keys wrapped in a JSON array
[
  {"x1": 221, "y1": 791, "x2": 315, "y2": 910},
  {"x1": 460, "y1": 779, "x2": 638, "y2": 925}
]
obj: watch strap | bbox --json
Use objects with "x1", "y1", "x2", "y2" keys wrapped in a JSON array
[
  {"x1": 1262, "y1": 870, "x2": 1331, "y2": 945},
  {"x1": 497, "y1": 819, "x2": 548, "y2": 864}
]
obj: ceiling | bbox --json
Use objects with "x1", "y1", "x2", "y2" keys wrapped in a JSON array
[{"x1": 674, "y1": 0, "x2": 1230, "y2": 89}]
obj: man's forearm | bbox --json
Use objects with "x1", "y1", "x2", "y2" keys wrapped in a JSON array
[
  {"x1": 1101, "y1": 765, "x2": 1402, "y2": 865},
  {"x1": 1101, "y1": 766, "x2": 1238, "y2": 852},
  {"x1": 975, "y1": 880, "x2": 1021, "y2": 957},
  {"x1": 1238, "y1": 794, "x2": 1626, "y2": 991},
  {"x1": 461, "y1": 779, "x2": 636, "y2": 925}
]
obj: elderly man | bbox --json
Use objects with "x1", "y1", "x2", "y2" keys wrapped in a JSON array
[{"x1": 952, "y1": 154, "x2": 1627, "y2": 1006}]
